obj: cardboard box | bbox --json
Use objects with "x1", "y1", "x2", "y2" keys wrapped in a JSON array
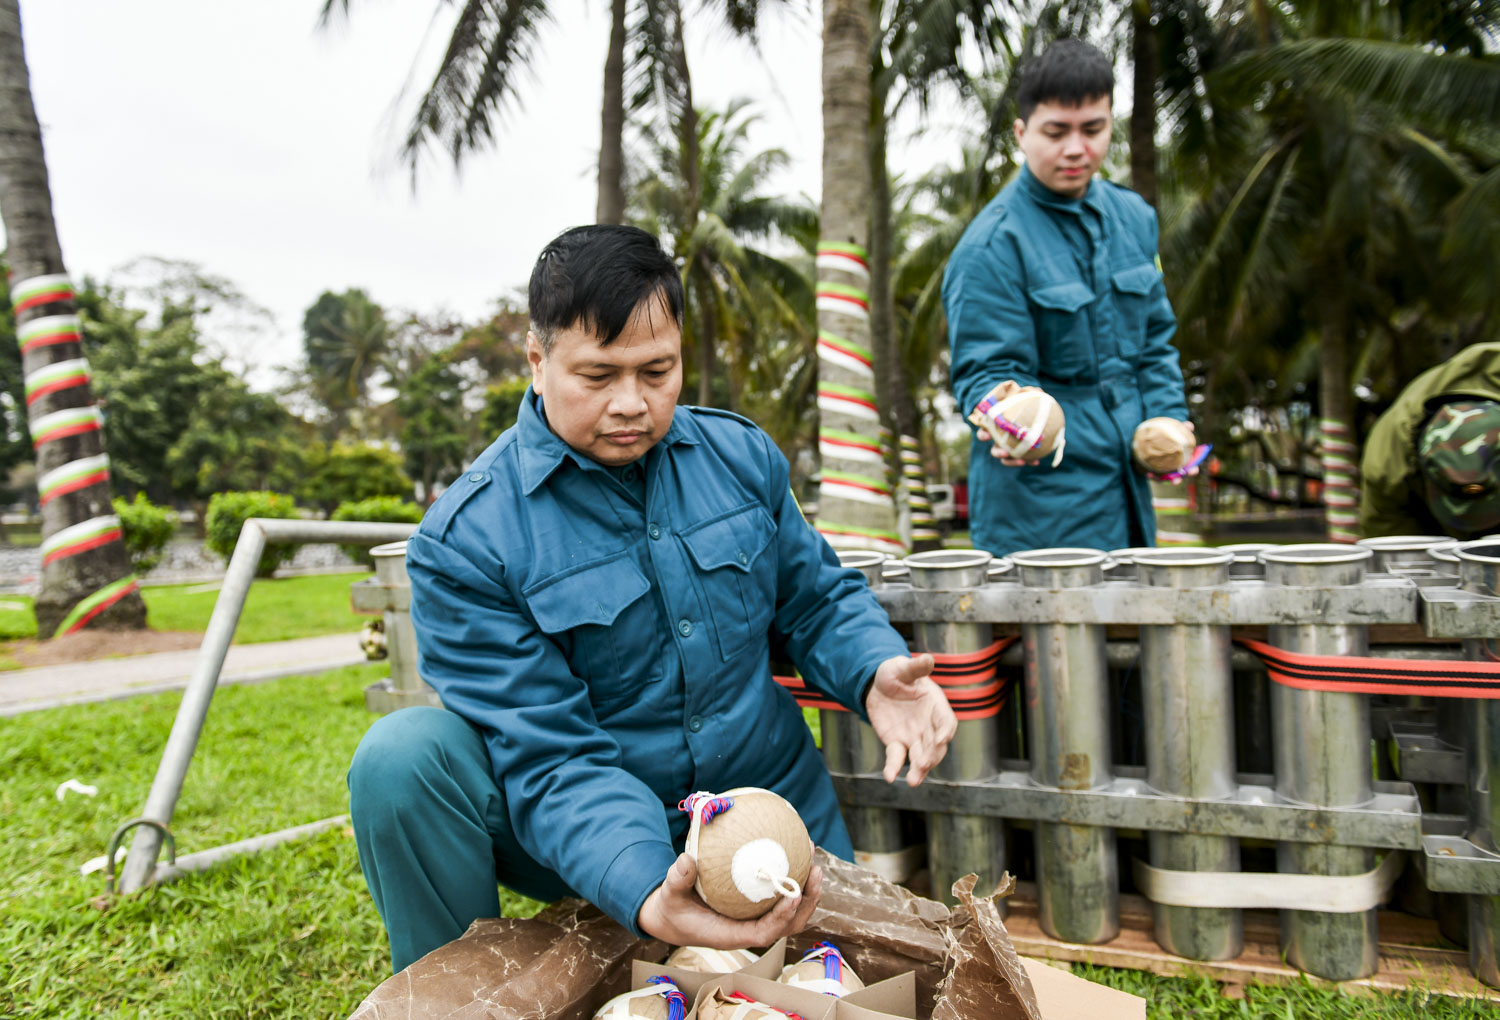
[
  {"x1": 628, "y1": 937, "x2": 788, "y2": 1005},
  {"x1": 1019, "y1": 959, "x2": 1144, "y2": 1020}
]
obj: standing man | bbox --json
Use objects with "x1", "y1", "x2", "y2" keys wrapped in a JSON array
[
  {"x1": 943, "y1": 39, "x2": 1189, "y2": 555},
  {"x1": 347, "y1": 225, "x2": 956, "y2": 973},
  {"x1": 1361, "y1": 342, "x2": 1500, "y2": 539}
]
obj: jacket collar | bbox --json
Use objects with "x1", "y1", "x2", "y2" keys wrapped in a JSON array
[
  {"x1": 517, "y1": 386, "x2": 697, "y2": 496},
  {"x1": 1019, "y1": 163, "x2": 1106, "y2": 216}
]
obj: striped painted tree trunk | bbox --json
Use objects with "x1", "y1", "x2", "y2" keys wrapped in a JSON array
[
  {"x1": 816, "y1": 0, "x2": 900, "y2": 558},
  {"x1": 1320, "y1": 417, "x2": 1360, "y2": 543},
  {"x1": 900, "y1": 433, "x2": 942, "y2": 550},
  {"x1": 0, "y1": 0, "x2": 145, "y2": 636},
  {"x1": 1150, "y1": 478, "x2": 1203, "y2": 547}
]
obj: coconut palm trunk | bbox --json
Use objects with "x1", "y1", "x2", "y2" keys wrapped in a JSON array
[
  {"x1": 1319, "y1": 293, "x2": 1360, "y2": 543},
  {"x1": 596, "y1": 0, "x2": 627, "y2": 224},
  {"x1": 1130, "y1": 0, "x2": 1159, "y2": 210},
  {"x1": 0, "y1": 0, "x2": 146, "y2": 636},
  {"x1": 815, "y1": 0, "x2": 901, "y2": 557}
]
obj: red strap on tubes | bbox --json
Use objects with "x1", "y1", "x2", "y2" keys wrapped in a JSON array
[
  {"x1": 1237, "y1": 638, "x2": 1500, "y2": 699},
  {"x1": 773, "y1": 638, "x2": 1017, "y2": 720}
]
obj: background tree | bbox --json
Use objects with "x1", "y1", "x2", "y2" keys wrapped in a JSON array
[
  {"x1": 628, "y1": 98, "x2": 816, "y2": 410},
  {"x1": 301, "y1": 288, "x2": 391, "y2": 440},
  {"x1": 395, "y1": 355, "x2": 471, "y2": 503},
  {"x1": 321, "y1": 0, "x2": 787, "y2": 221},
  {"x1": 0, "y1": 0, "x2": 145, "y2": 635}
]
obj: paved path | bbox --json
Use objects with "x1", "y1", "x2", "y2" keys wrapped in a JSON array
[{"x1": 0, "y1": 633, "x2": 369, "y2": 716}]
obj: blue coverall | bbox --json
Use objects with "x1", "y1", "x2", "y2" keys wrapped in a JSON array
[
  {"x1": 943, "y1": 165, "x2": 1188, "y2": 555},
  {"x1": 348, "y1": 390, "x2": 909, "y2": 971}
]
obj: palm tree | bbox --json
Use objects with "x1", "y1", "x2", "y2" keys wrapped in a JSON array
[
  {"x1": 815, "y1": 0, "x2": 903, "y2": 556},
  {"x1": 629, "y1": 99, "x2": 816, "y2": 413},
  {"x1": 1162, "y1": 0, "x2": 1500, "y2": 541},
  {"x1": 301, "y1": 288, "x2": 392, "y2": 440},
  {"x1": 0, "y1": 0, "x2": 147, "y2": 636},
  {"x1": 322, "y1": 0, "x2": 788, "y2": 220}
]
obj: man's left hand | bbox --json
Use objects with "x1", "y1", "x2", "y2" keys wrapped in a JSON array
[{"x1": 864, "y1": 654, "x2": 956, "y2": 786}]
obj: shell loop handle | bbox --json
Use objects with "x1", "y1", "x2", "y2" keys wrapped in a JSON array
[{"x1": 758, "y1": 867, "x2": 802, "y2": 899}]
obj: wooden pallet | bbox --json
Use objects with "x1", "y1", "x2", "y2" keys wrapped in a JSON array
[{"x1": 998, "y1": 882, "x2": 1500, "y2": 1001}]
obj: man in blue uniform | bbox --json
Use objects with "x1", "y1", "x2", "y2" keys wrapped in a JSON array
[
  {"x1": 348, "y1": 225, "x2": 956, "y2": 972},
  {"x1": 943, "y1": 39, "x2": 1189, "y2": 555}
]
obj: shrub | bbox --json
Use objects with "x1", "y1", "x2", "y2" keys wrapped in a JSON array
[
  {"x1": 297, "y1": 443, "x2": 413, "y2": 513},
  {"x1": 331, "y1": 496, "x2": 424, "y2": 566},
  {"x1": 112, "y1": 493, "x2": 176, "y2": 575},
  {"x1": 205, "y1": 491, "x2": 298, "y2": 577}
]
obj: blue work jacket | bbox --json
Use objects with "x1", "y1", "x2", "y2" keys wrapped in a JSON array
[
  {"x1": 405, "y1": 389, "x2": 909, "y2": 937},
  {"x1": 944, "y1": 166, "x2": 1187, "y2": 555}
]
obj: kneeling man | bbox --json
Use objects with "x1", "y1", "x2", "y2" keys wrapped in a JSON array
[{"x1": 348, "y1": 224, "x2": 955, "y2": 972}]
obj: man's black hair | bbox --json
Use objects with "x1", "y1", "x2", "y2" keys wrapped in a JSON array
[
  {"x1": 528, "y1": 224, "x2": 684, "y2": 354},
  {"x1": 1016, "y1": 38, "x2": 1114, "y2": 123}
]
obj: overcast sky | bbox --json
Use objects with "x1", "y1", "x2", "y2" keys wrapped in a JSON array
[{"x1": 9, "y1": 1, "x2": 976, "y2": 384}]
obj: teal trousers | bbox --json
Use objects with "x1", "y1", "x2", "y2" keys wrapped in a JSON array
[{"x1": 347, "y1": 707, "x2": 576, "y2": 972}]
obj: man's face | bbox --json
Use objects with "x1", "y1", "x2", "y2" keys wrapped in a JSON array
[
  {"x1": 1014, "y1": 95, "x2": 1113, "y2": 199},
  {"x1": 527, "y1": 294, "x2": 682, "y2": 466}
]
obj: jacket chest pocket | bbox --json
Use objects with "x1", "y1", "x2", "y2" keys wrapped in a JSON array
[
  {"x1": 679, "y1": 503, "x2": 776, "y2": 661},
  {"x1": 1110, "y1": 262, "x2": 1160, "y2": 358},
  {"x1": 1028, "y1": 280, "x2": 1095, "y2": 379},
  {"x1": 524, "y1": 552, "x2": 662, "y2": 714}
]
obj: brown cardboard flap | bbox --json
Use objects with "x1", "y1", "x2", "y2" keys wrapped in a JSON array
[
  {"x1": 632, "y1": 938, "x2": 788, "y2": 1003},
  {"x1": 691, "y1": 973, "x2": 837, "y2": 1019},
  {"x1": 836, "y1": 971, "x2": 917, "y2": 1019},
  {"x1": 1020, "y1": 959, "x2": 1145, "y2": 1020}
]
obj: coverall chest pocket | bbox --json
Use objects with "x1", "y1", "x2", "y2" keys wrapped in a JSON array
[
  {"x1": 524, "y1": 552, "x2": 661, "y2": 714},
  {"x1": 1110, "y1": 263, "x2": 1160, "y2": 358},
  {"x1": 679, "y1": 503, "x2": 776, "y2": 662},
  {"x1": 1028, "y1": 280, "x2": 1095, "y2": 379}
]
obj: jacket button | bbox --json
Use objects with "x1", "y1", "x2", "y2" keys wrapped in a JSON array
[
  {"x1": 468, "y1": 473, "x2": 483, "y2": 482},
  {"x1": 688, "y1": 715, "x2": 703, "y2": 732},
  {"x1": 737, "y1": 550, "x2": 748, "y2": 565},
  {"x1": 677, "y1": 619, "x2": 693, "y2": 637},
  {"x1": 648, "y1": 523, "x2": 661, "y2": 540}
]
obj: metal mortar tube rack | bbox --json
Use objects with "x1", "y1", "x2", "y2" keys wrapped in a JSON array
[
  {"x1": 905, "y1": 549, "x2": 1005, "y2": 905},
  {"x1": 1456, "y1": 540, "x2": 1500, "y2": 987},
  {"x1": 1261, "y1": 544, "x2": 1379, "y2": 981},
  {"x1": 824, "y1": 550, "x2": 920, "y2": 882},
  {"x1": 1011, "y1": 547, "x2": 1118, "y2": 944},
  {"x1": 1133, "y1": 548, "x2": 1242, "y2": 961}
]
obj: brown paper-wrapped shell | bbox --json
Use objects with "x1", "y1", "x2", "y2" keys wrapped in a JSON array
[
  {"x1": 695, "y1": 990, "x2": 801, "y2": 1019},
  {"x1": 966, "y1": 380, "x2": 1066, "y2": 464},
  {"x1": 777, "y1": 944, "x2": 863, "y2": 997},
  {"x1": 591, "y1": 979, "x2": 684, "y2": 1019},
  {"x1": 664, "y1": 945, "x2": 762, "y2": 974},
  {"x1": 1132, "y1": 417, "x2": 1195, "y2": 474},
  {"x1": 683, "y1": 788, "x2": 813, "y2": 921}
]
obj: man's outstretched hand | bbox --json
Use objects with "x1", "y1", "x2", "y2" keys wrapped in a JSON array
[
  {"x1": 865, "y1": 653, "x2": 956, "y2": 786},
  {"x1": 637, "y1": 852, "x2": 822, "y2": 949}
]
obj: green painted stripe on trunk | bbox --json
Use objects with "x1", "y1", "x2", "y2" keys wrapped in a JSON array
[
  {"x1": 817, "y1": 330, "x2": 872, "y2": 362},
  {"x1": 816, "y1": 241, "x2": 868, "y2": 260},
  {"x1": 818, "y1": 382, "x2": 877, "y2": 403},
  {"x1": 819, "y1": 428, "x2": 882, "y2": 449},
  {"x1": 816, "y1": 281, "x2": 870, "y2": 303},
  {"x1": 823, "y1": 469, "x2": 891, "y2": 491},
  {"x1": 56, "y1": 575, "x2": 139, "y2": 636}
]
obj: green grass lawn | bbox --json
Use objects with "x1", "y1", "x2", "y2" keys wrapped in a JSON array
[
  {"x1": 141, "y1": 571, "x2": 374, "y2": 643},
  {"x1": 0, "y1": 664, "x2": 543, "y2": 1018},
  {"x1": 0, "y1": 572, "x2": 374, "y2": 655}
]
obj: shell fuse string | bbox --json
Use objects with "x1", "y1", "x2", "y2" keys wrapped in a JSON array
[
  {"x1": 1151, "y1": 443, "x2": 1212, "y2": 483},
  {"x1": 646, "y1": 976, "x2": 687, "y2": 1020}
]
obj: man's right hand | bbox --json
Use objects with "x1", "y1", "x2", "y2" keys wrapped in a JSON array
[
  {"x1": 637, "y1": 852, "x2": 822, "y2": 949},
  {"x1": 976, "y1": 427, "x2": 1041, "y2": 467}
]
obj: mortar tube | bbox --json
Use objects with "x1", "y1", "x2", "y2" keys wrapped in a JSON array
[
  {"x1": 824, "y1": 551, "x2": 920, "y2": 882},
  {"x1": 1457, "y1": 540, "x2": 1500, "y2": 988},
  {"x1": 1223, "y1": 545, "x2": 1276, "y2": 776},
  {"x1": 905, "y1": 549, "x2": 1004, "y2": 905},
  {"x1": 1356, "y1": 534, "x2": 1449, "y2": 573},
  {"x1": 1134, "y1": 548, "x2": 1243, "y2": 961},
  {"x1": 1262, "y1": 544, "x2": 1378, "y2": 981},
  {"x1": 1012, "y1": 547, "x2": 1119, "y2": 944}
]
